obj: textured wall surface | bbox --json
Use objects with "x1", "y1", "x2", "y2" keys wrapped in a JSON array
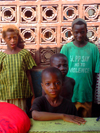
[{"x1": 0, "y1": 0, "x2": 100, "y2": 67}]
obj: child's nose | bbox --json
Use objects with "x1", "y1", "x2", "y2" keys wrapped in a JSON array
[
  {"x1": 50, "y1": 83, "x2": 56, "y2": 89},
  {"x1": 11, "y1": 38, "x2": 14, "y2": 42},
  {"x1": 60, "y1": 65, "x2": 64, "y2": 70},
  {"x1": 78, "y1": 33, "x2": 82, "y2": 37}
]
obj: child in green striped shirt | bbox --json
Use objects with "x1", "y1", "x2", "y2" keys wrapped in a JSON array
[{"x1": 0, "y1": 25, "x2": 37, "y2": 112}]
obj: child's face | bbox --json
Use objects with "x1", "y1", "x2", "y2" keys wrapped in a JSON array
[
  {"x1": 51, "y1": 57, "x2": 68, "y2": 77},
  {"x1": 72, "y1": 24, "x2": 87, "y2": 42},
  {"x1": 4, "y1": 31, "x2": 18, "y2": 50},
  {"x1": 41, "y1": 72, "x2": 62, "y2": 98}
]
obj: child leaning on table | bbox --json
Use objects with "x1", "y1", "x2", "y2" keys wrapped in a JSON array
[
  {"x1": 42, "y1": 53, "x2": 75, "y2": 101},
  {"x1": 31, "y1": 67, "x2": 86, "y2": 125},
  {"x1": 0, "y1": 25, "x2": 37, "y2": 112},
  {"x1": 60, "y1": 18, "x2": 99, "y2": 117}
]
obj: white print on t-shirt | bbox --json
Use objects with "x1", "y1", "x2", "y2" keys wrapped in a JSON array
[
  {"x1": 74, "y1": 63, "x2": 85, "y2": 67},
  {"x1": 70, "y1": 56, "x2": 90, "y2": 62},
  {"x1": 69, "y1": 55, "x2": 90, "y2": 73},
  {"x1": 69, "y1": 68, "x2": 90, "y2": 73}
]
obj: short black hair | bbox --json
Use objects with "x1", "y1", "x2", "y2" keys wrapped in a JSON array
[
  {"x1": 41, "y1": 67, "x2": 62, "y2": 82},
  {"x1": 50, "y1": 53, "x2": 68, "y2": 66},
  {"x1": 72, "y1": 18, "x2": 89, "y2": 41},
  {"x1": 72, "y1": 18, "x2": 87, "y2": 29}
]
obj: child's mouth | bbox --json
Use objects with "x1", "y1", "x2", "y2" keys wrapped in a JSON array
[
  {"x1": 50, "y1": 91, "x2": 57, "y2": 95},
  {"x1": 11, "y1": 44, "x2": 16, "y2": 47},
  {"x1": 61, "y1": 71, "x2": 66, "y2": 74}
]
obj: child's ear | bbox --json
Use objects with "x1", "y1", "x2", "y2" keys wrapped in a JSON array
[
  {"x1": 71, "y1": 30, "x2": 74, "y2": 38},
  {"x1": 41, "y1": 83, "x2": 46, "y2": 92},
  {"x1": 86, "y1": 28, "x2": 88, "y2": 33},
  {"x1": 41, "y1": 83, "x2": 44, "y2": 90}
]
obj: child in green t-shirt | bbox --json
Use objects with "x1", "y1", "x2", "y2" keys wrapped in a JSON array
[{"x1": 60, "y1": 18, "x2": 99, "y2": 117}]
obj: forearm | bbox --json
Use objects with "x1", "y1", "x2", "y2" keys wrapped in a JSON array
[
  {"x1": 26, "y1": 70, "x2": 35, "y2": 95},
  {"x1": 92, "y1": 73, "x2": 98, "y2": 95},
  {"x1": 32, "y1": 110, "x2": 86, "y2": 125},
  {"x1": 32, "y1": 110, "x2": 63, "y2": 121}
]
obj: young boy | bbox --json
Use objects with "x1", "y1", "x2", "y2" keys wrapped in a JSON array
[
  {"x1": 60, "y1": 18, "x2": 99, "y2": 117},
  {"x1": 31, "y1": 67, "x2": 86, "y2": 125},
  {"x1": 50, "y1": 53, "x2": 75, "y2": 101}
]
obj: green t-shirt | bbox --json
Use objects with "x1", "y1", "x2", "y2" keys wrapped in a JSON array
[{"x1": 60, "y1": 42, "x2": 99, "y2": 103}]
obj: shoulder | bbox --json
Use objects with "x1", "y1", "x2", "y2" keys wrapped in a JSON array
[
  {"x1": 62, "y1": 98, "x2": 76, "y2": 110},
  {"x1": 62, "y1": 42, "x2": 73, "y2": 48},
  {"x1": 60, "y1": 42, "x2": 73, "y2": 54},
  {"x1": 31, "y1": 96, "x2": 47, "y2": 112},
  {"x1": 20, "y1": 49, "x2": 30, "y2": 55},
  {"x1": 62, "y1": 98, "x2": 73, "y2": 105},
  {"x1": 0, "y1": 51, "x2": 6, "y2": 60},
  {"x1": 65, "y1": 77, "x2": 75, "y2": 85},
  {"x1": 19, "y1": 49, "x2": 32, "y2": 59},
  {"x1": 87, "y1": 42, "x2": 99, "y2": 55},
  {"x1": 0, "y1": 51, "x2": 5, "y2": 56},
  {"x1": 88, "y1": 42, "x2": 98, "y2": 49},
  {"x1": 33, "y1": 96, "x2": 46, "y2": 104}
]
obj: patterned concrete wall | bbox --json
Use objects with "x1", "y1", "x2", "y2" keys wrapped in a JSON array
[
  {"x1": 0, "y1": 0, "x2": 100, "y2": 67},
  {"x1": 0, "y1": 0, "x2": 100, "y2": 97}
]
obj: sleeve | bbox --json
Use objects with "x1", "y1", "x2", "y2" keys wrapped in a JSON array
[
  {"x1": 60, "y1": 44, "x2": 67, "y2": 55},
  {"x1": 0, "y1": 53, "x2": 2, "y2": 71},
  {"x1": 99, "y1": 53, "x2": 100, "y2": 73},
  {"x1": 66, "y1": 101, "x2": 78, "y2": 116},
  {"x1": 63, "y1": 99, "x2": 78, "y2": 116},
  {"x1": 0, "y1": 52, "x2": 5, "y2": 71},
  {"x1": 69, "y1": 77, "x2": 75, "y2": 86},
  {"x1": 71, "y1": 104, "x2": 78, "y2": 116},
  {"x1": 93, "y1": 46, "x2": 99, "y2": 73},
  {"x1": 31, "y1": 97, "x2": 44, "y2": 112},
  {"x1": 24, "y1": 50, "x2": 37, "y2": 70}
]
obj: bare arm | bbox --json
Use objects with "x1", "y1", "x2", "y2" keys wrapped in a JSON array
[
  {"x1": 26, "y1": 70, "x2": 35, "y2": 102},
  {"x1": 92, "y1": 73, "x2": 98, "y2": 101},
  {"x1": 32, "y1": 110, "x2": 86, "y2": 125}
]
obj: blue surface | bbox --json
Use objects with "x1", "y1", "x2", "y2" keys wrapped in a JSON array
[{"x1": 31, "y1": 70, "x2": 42, "y2": 97}]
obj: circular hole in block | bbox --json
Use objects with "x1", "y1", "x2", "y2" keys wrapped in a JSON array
[
  {"x1": 88, "y1": 9, "x2": 95, "y2": 16},
  {"x1": 87, "y1": 31, "x2": 94, "y2": 38},
  {"x1": 4, "y1": 10, "x2": 12, "y2": 17},
  {"x1": 65, "y1": 31, "x2": 72, "y2": 37},
  {"x1": 25, "y1": 10, "x2": 32, "y2": 18},
  {"x1": 46, "y1": 10, "x2": 53, "y2": 17},
  {"x1": 44, "y1": 31, "x2": 52, "y2": 39},
  {"x1": 66, "y1": 9, "x2": 74, "y2": 17},
  {"x1": 24, "y1": 32, "x2": 31, "y2": 39}
]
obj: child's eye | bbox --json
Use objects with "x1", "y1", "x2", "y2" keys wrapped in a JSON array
[
  {"x1": 57, "y1": 65, "x2": 61, "y2": 68},
  {"x1": 7, "y1": 37, "x2": 11, "y2": 40},
  {"x1": 13, "y1": 36, "x2": 17, "y2": 39},
  {"x1": 45, "y1": 83, "x2": 50, "y2": 86},
  {"x1": 64, "y1": 64, "x2": 68, "y2": 67},
  {"x1": 74, "y1": 31, "x2": 78, "y2": 34},
  {"x1": 55, "y1": 82, "x2": 60, "y2": 85},
  {"x1": 81, "y1": 31, "x2": 85, "y2": 34}
]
